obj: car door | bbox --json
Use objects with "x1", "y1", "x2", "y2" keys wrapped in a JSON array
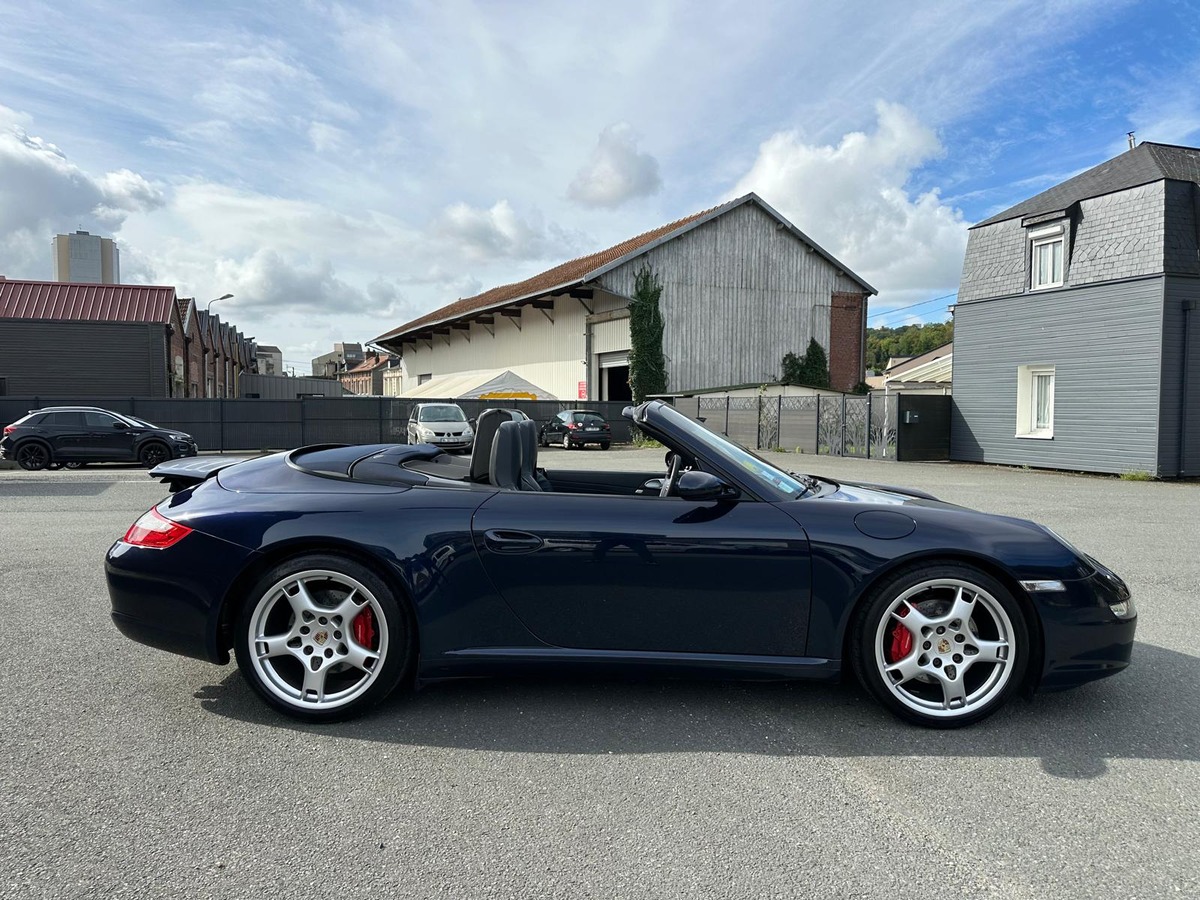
[
  {"x1": 543, "y1": 412, "x2": 567, "y2": 443},
  {"x1": 471, "y1": 491, "x2": 811, "y2": 656},
  {"x1": 44, "y1": 411, "x2": 87, "y2": 458},
  {"x1": 83, "y1": 411, "x2": 137, "y2": 460}
]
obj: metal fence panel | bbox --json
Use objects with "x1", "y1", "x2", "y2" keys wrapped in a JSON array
[{"x1": 779, "y1": 397, "x2": 818, "y2": 454}]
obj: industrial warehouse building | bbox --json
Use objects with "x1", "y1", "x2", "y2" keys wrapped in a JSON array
[
  {"x1": 0, "y1": 279, "x2": 254, "y2": 398},
  {"x1": 374, "y1": 194, "x2": 875, "y2": 400}
]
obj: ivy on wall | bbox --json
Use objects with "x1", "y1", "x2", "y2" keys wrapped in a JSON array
[{"x1": 628, "y1": 265, "x2": 668, "y2": 402}]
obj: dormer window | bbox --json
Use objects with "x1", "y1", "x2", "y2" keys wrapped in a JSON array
[{"x1": 1029, "y1": 224, "x2": 1065, "y2": 290}]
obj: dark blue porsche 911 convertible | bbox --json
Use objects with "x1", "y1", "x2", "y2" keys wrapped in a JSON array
[{"x1": 106, "y1": 400, "x2": 1136, "y2": 728}]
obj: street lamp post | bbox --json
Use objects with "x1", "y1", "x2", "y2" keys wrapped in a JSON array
[{"x1": 206, "y1": 294, "x2": 233, "y2": 396}]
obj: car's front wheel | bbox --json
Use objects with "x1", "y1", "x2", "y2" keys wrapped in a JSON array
[
  {"x1": 851, "y1": 563, "x2": 1028, "y2": 728},
  {"x1": 139, "y1": 442, "x2": 170, "y2": 468},
  {"x1": 234, "y1": 555, "x2": 412, "y2": 722},
  {"x1": 15, "y1": 442, "x2": 51, "y2": 471}
]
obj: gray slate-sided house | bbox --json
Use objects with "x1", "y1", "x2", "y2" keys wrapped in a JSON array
[{"x1": 951, "y1": 142, "x2": 1200, "y2": 477}]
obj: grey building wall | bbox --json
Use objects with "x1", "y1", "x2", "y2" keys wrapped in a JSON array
[
  {"x1": 0, "y1": 320, "x2": 168, "y2": 396},
  {"x1": 950, "y1": 277, "x2": 1165, "y2": 474},
  {"x1": 599, "y1": 202, "x2": 865, "y2": 392},
  {"x1": 1164, "y1": 180, "x2": 1200, "y2": 276},
  {"x1": 239, "y1": 373, "x2": 346, "y2": 399},
  {"x1": 1069, "y1": 182, "x2": 1164, "y2": 286},
  {"x1": 958, "y1": 218, "x2": 1027, "y2": 303},
  {"x1": 959, "y1": 182, "x2": 1169, "y2": 303},
  {"x1": 1159, "y1": 277, "x2": 1200, "y2": 476}
]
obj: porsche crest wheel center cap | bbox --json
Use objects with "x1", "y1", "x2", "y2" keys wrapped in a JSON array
[
  {"x1": 314, "y1": 631, "x2": 329, "y2": 646},
  {"x1": 937, "y1": 638, "x2": 951, "y2": 654}
]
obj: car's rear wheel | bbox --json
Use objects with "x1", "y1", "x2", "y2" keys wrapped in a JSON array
[
  {"x1": 234, "y1": 555, "x2": 412, "y2": 722},
  {"x1": 138, "y1": 442, "x2": 170, "y2": 468},
  {"x1": 600, "y1": 442, "x2": 611, "y2": 450},
  {"x1": 851, "y1": 563, "x2": 1028, "y2": 728},
  {"x1": 561, "y1": 434, "x2": 572, "y2": 450},
  {"x1": 15, "y1": 442, "x2": 51, "y2": 471}
]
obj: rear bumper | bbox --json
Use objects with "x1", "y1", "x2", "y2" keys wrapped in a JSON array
[
  {"x1": 106, "y1": 529, "x2": 256, "y2": 665},
  {"x1": 566, "y1": 432, "x2": 611, "y2": 444}
]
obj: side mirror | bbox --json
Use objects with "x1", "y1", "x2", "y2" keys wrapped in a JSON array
[{"x1": 676, "y1": 470, "x2": 735, "y2": 501}]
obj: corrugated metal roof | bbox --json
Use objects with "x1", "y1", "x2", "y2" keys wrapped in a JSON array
[
  {"x1": 0, "y1": 279, "x2": 177, "y2": 324},
  {"x1": 374, "y1": 193, "x2": 875, "y2": 345},
  {"x1": 975, "y1": 142, "x2": 1200, "y2": 228}
]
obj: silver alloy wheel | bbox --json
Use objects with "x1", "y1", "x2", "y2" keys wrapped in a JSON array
[
  {"x1": 246, "y1": 569, "x2": 389, "y2": 711},
  {"x1": 562, "y1": 433, "x2": 571, "y2": 449},
  {"x1": 874, "y1": 578, "x2": 1015, "y2": 720}
]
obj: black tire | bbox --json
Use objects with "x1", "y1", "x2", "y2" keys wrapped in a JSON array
[
  {"x1": 15, "y1": 442, "x2": 51, "y2": 471},
  {"x1": 600, "y1": 442, "x2": 611, "y2": 451},
  {"x1": 138, "y1": 442, "x2": 170, "y2": 468},
  {"x1": 850, "y1": 562, "x2": 1028, "y2": 728},
  {"x1": 562, "y1": 434, "x2": 572, "y2": 450},
  {"x1": 233, "y1": 554, "x2": 413, "y2": 722}
]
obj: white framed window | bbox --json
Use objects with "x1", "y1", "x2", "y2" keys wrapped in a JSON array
[
  {"x1": 1029, "y1": 224, "x2": 1065, "y2": 290},
  {"x1": 418, "y1": 373, "x2": 432, "y2": 385},
  {"x1": 1016, "y1": 364, "x2": 1055, "y2": 439}
]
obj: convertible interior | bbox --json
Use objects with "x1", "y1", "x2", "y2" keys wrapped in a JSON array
[{"x1": 289, "y1": 407, "x2": 684, "y2": 497}]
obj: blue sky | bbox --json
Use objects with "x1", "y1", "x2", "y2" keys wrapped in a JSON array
[{"x1": 0, "y1": 0, "x2": 1195, "y2": 366}]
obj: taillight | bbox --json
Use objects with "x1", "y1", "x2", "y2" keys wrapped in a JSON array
[
  {"x1": 3, "y1": 426, "x2": 14, "y2": 436},
  {"x1": 566, "y1": 422, "x2": 579, "y2": 430},
  {"x1": 123, "y1": 507, "x2": 193, "y2": 549}
]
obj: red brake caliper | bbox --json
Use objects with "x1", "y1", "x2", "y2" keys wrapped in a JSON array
[
  {"x1": 352, "y1": 607, "x2": 377, "y2": 649},
  {"x1": 888, "y1": 606, "x2": 914, "y2": 663}
]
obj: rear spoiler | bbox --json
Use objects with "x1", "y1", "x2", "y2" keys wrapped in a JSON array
[{"x1": 149, "y1": 456, "x2": 250, "y2": 492}]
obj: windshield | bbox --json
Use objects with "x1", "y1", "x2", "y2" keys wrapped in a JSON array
[
  {"x1": 419, "y1": 405, "x2": 467, "y2": 423},
  {"x1": 571, "y1": 413, "x2": 606, "y2": 426},
  {"x1": 651, "y1": 403, "x2": 811, "y2": 497}
]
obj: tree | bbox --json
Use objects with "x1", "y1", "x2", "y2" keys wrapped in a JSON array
[
  {"x1": 628, "y1": 265, "x2": 669, "y2": 402},
  {"x1": 781, "y1": 338, "x2": 830, "y2": 388},
  {"x1": 865, "y1": 320, "x2": 953, "y2": 372}
]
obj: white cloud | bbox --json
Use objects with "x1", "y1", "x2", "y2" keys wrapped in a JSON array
[
  {"x1": 567, "y1": 123, "x2": 662, "y2": 208},
  {"x1": 0, "y1": 106, "x2": 165, "y2": 277},
  {"x1": 731, "y1": 102, "x2": 968, "y2": 300},
  {"x1": 434, "y1": 200, "x2": 572, "y2": 262}
]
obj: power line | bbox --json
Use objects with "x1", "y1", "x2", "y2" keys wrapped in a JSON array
[{"x1": 868, "y1": 292, "x2": 957, "y2": 323}]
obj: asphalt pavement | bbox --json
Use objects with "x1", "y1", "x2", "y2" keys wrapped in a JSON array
[{"x1": 1, "y1": 450, "x2": 1197, "y2": 899}]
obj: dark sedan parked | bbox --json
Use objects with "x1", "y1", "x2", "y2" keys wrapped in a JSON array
[
  {"x1": 2, "y1": 406, "x2": 198, "y2": 470},
  {"x1": 540, "y1": 409, "x2": 612, "y2": 449},
  {"x1": 106, "y1": 400, "x2": 1135, "y2": 728}
]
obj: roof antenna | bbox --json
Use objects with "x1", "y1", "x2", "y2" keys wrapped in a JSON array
[{"x1": 1127, "y1": 132, "x2": 1136, "y2": 151}]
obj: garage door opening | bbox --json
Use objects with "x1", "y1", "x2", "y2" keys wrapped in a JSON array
[{"x1": 602, "y1": 365, "x2": 631, "y2": 402}]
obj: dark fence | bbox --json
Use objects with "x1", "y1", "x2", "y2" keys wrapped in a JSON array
[
  {"x1": 0, "y1": 396, "x2": 635, "y2": 451},
  {"x1": 668, "y1": 393, "x2": 903, "y2": 459}
]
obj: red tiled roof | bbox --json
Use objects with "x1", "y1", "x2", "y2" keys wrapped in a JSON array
[
  {"x1": 0, "y1": 279, "x2": 177, "y2": 324},
  {"x1": 374, "y1": 201, "x2": 721, "y2": 344},
  {"x1": 346, "y1": 354, "x2": 394, "y2": 373}
]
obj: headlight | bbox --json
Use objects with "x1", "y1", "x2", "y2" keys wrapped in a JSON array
[
  {"x1": 418, "y1": 428, "x2": 435, "y2": 439},
  {"x1": 462, "y1": 428, "x2": 473, "y2": 437}
]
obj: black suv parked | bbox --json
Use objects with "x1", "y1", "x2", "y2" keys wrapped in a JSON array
[{"x1": 1, "y1": 407, "x2": 199, "y2": 470}]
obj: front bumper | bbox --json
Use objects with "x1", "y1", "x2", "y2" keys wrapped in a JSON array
[{"x1": 1035, "y1": 565, "x2": 1137, "y2": 691}]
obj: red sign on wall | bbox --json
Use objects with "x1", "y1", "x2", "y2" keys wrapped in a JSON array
[{"x1": 577, "y1": 381, "x2": 588, "y2": 400}]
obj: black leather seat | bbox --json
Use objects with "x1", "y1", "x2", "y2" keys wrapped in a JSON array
[
  {"x1": 489, "y1": 420, "x2": 522, "y2": 489},
  {"x1": 470, "y1": 409, "x2": 509, "y2": 483},
  {"x1": 517, "y1": 419, "x2": 549, "y2": 491}
]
